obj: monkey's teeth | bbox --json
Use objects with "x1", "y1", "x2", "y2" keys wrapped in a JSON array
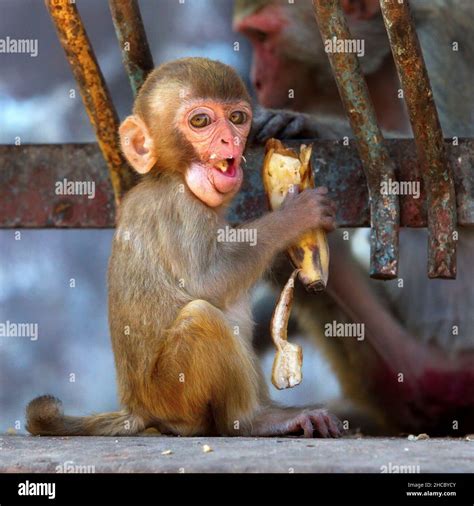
[{"x1": 215, "y1": 161, "x2": 229, "y2": 172}]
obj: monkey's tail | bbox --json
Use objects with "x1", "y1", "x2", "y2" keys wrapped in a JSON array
[{"x1": 26, "y1": 395, "x2": 146, "y2": 436}]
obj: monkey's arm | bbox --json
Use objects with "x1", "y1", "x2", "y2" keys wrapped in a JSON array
[
  {"x1": 191, "y1": 213, "x2": 313, "y2": 305},
  {"x1": 186, "y1": 190, "x2": 335, "y2": 306},
  {"x1": 326, "y1": 244, "x2": 425, "y2": 385},
  {"x1": 250, "y1": 107, "x2": 407, "y2": 143}
]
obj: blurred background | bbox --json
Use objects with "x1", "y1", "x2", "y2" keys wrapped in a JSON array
[{"x1": 0, "y1": 0, "x2": 340, "y2": 433}]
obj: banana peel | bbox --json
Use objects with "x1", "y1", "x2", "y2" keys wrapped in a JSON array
[{"x1": 271, "y1": 269, "x2": 303, "y2": 390}]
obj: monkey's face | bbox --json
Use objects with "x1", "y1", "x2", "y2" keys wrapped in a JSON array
[
  {"x1": 235, "y1": 3, "x2": 297, "y2": 109},
  {"x1": 178, "y1": 99, "x2": 252, "y2": 207},
  {"x1": 235, "y1": 1, "x2": 391, "y2": 111},
  {"x1": 235, "y1": 2, "x2": 328, "y2": 110},
  {"x1": 119, "y1": 58, "x2": 252, "y2": 208}
]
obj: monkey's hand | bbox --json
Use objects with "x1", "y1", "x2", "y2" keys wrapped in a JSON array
[
  {"x1": 251, "y1": 107, "x2": 351, "y2": 144},
  {"x1": 279, "y1": 186, "x2": 337, "y2": 234}
]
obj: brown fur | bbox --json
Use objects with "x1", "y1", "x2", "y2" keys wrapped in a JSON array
[
  {"x1": 26, "y1": 395, "x2": 144, "y2": 436},
  {"x1": 135, "y1": 57, "x2": 251, "y2": 175},
  {"x1": 26, "y1": 58, "x2": 341, "y2": 438}
]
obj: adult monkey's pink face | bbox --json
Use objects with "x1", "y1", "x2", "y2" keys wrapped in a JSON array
[
  {"x1": 234, "y1": 3, "x2": 295, "y2": 109},
  {"x1": 178, "y1": 98, "x2": 253, "y2": 207},
  {"x1": 234, "y1": 0, "x2": 383, "y2": 110}
]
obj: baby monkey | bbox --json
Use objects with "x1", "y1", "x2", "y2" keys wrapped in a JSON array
[{"x1": 26, "y1": 58, "x2": 340, "y2": 438}]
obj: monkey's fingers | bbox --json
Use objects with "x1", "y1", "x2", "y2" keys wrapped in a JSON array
[
  {"x1": 324, "y1": 412, "x2": 344, "y2": 438},
  {"x1": 256, "y1": 114, "x2": 291, "y2": 143},
  {"x1": 279, "y1": 116, "x2": 306, "y2": 139},
  {"x1": 307, "y1": 409, "x2": 343, "y2": 438},
  {"x1": 252, "y1": 110, "x2": 305, "y2": 144},
  {"x1": 319, "y1": 216, "x2": 337, "y2": 232}
]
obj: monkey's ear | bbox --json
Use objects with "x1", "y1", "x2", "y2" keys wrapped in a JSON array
[{"x1": 119, "y1": 115, "x2": 157, "y2": 174}]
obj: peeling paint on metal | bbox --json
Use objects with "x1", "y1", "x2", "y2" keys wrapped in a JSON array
[
  {"x1": 109, "y1": 0, "x2": 154, "y2": 96},
  {"x1": 380, "y1": 0, "x2": 457, "y2": 279},
  {"x1": 45, "y1": 0, "x2": 136, "y2": 206},
  {"x1": 1, "y1": 141, "x2": 472, "y2": 252}
]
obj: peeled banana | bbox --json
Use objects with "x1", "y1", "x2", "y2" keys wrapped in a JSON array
[{"x1": 262, "y1": 138, "x2": 330, "y2": 292}]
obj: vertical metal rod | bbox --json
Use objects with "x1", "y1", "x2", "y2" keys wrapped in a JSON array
[
  {"x1": 312, "y1": 0, "x2": 399, "y2": 279},
  {"x1": 45, "y1": 0, "x2": 135, "y2": 205},
  {"x1": 109, "y1": 0, "x2": 154, "y2": 96},
  {"x1": 380, "y1": 0, "x2": 457, "y2": 279}
]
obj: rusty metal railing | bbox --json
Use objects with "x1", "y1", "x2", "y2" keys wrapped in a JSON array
[
  {"x1": 8, "y1": 0, "x2": 463, "y2": 280},
  {"x1": 109, "y1": 0, "x2": 154, "y2": 96},
  {"x1": 380, "y1": 0, "x2": 457, "y2": 279},
  {"x1": 1, "y1": 140, "x2": 472, "y2": 229},
  {"x1": 45, "y1": 0, "x2": 135, "y2": 205},
  {"x1": 312, "y1": 0, "x2": 458, "y2": 279},
  {"x1": 313, "y1": 0, "x2": 400, "y2": 280}
]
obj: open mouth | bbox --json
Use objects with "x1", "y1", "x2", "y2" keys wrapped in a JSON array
[{"x1": 213, "y1": 158, "x2": 237, "y2": 178}]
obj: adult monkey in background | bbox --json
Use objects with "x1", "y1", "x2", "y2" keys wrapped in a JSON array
[
  {"x1": 237, "y1": 0, "x2": 474, "y2": 435},
  {"x1": 26, "y1": 58, "x2": 342, "y2": 438},
  {"x1": 239, "y1": 0, "x2": 474, "y2": 139}
]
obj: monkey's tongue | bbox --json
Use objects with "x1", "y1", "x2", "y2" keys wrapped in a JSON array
[
  {"x1": 211, "y1": 162, "x2": 241, "y2": 193},
  {"x1": 214, "y1": 159, "x2": 237, "y2": 177}
]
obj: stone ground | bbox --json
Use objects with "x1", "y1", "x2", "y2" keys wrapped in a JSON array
[{"x1": 0, "y1": 435, "x2": 473, "y2": 473}]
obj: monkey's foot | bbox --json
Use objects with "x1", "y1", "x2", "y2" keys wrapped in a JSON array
[
  {"x1": 252, "y1": 407, "x2": 343, "y2": 438},
  {"x1": 286, "y1": 409, "x2": 343, "y2": 438}
]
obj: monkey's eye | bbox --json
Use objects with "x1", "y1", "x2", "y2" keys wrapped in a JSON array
[
  {"x1": 229, "y1": 111, "x2": 247, "y2": 125},
  {"x1": 190, "y1": 113, "x2": 212, "y2": 128}
]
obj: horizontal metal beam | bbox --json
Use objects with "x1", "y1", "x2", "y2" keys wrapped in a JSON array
[
  {"x1": 0, "y1": 140, "x2": 473, "y2": 229},
  {"x1": 0, "y1": 144, "x2": 115, "y2": 228}
]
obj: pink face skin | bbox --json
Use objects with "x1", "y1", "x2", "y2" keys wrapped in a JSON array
[
  {"x1": 234, "y1": 5, "x2": 295, "y2": 109},
  {"x1": 178, "y1": 99, "x2": 252, "y2": 207}
]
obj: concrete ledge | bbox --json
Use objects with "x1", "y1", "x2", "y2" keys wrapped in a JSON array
[{"x1": 1, "y1": 436, "x2": 472, "y2": 473}]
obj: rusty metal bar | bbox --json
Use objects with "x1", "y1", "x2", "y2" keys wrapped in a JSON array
[
  {"x1": 109, "y1": 0, "x2": 154, "y2": 96},
  {"x1": 0, "y1": 144, "x2": 115, "y2": 228},
  {"x1": 380, "y1": 0, "x2": 457, "y2": 279},
  {"x1": 2, "y1": 140, "x2": 473, "y2": 231},
  {"x1": 312, "y1": 0, "x2": 399, "y2": 280},
  {"x1": 45, "y1": 0, "x2": 136, "y2": 205}
]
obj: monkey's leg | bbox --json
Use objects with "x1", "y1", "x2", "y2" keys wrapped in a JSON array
[
  {"x1": 150, "y1": 300, "x2": 342, "y2": 438},
  {"x1": 265, "y1": 232, "x2": 421, "y2": 434},
  {"x1": 149, "y1": 299, "x2": 262, "y2": 436},
  {"x1": 264, "y1": 249, "x2": 393, "y2": 434}
]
